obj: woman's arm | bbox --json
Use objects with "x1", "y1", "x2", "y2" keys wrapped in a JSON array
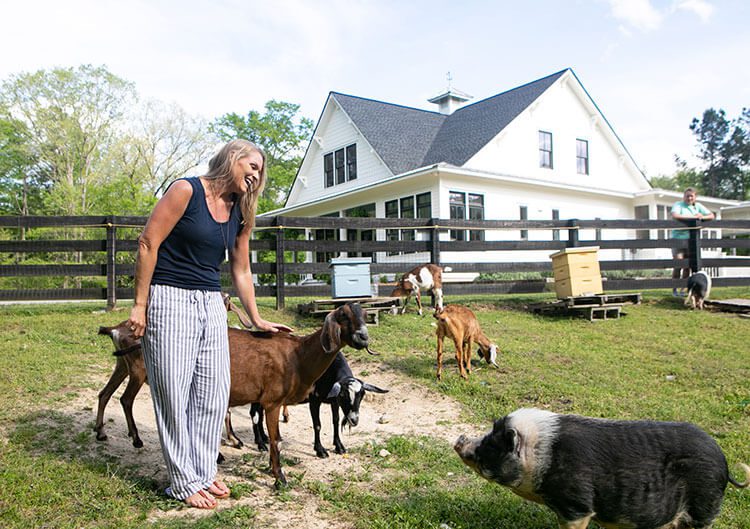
[
  {"x1": 127, "y1": 180, "x2": 193, "y2": 337},
  {"x1": 230, "y1": 224, "x2": 292, "y2": 333}
]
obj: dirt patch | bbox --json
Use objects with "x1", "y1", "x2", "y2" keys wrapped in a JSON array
[{"x1": 76, "y1": 359, "x2": 485, "y2": 528}]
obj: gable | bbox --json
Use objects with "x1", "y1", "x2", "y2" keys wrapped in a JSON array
[
  {"x1": 465, "y1": 70, "x2": 649, "y2": 193},
  {"x1": 286, "y1": 96, "x2": 394, "y2": 206},
  {"x1": 423, "y1": 70, "x2": 566, "y2": 167}
]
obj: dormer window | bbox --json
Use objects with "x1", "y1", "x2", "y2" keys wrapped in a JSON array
[
  {"x1": 324, "y1": 143, "x2": 357, "y2": 188},
  {"x1": 539, "y1": 131, "x2": 553, "y2": 169}
]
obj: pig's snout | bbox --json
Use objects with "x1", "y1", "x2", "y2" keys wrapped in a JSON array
[{"x1": 454, "y1": 434, "x2": 474, "y2": 458}]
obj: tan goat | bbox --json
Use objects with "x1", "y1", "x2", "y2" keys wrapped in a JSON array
[{"x1": 434, "y1": 304, "x2": 499, "y2": 380}]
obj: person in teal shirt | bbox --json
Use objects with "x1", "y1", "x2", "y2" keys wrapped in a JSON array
[{"x1": 670, "y1": 188, "x2": 715, "y2": 296}]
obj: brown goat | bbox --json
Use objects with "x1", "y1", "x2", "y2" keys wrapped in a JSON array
[
  {"x1": 225, "y1": 302, "x2": 370, "y2": 486},
  {"x1": 94, "y1": 293, "x2": 248, "y2": 448},
  {"x1": 95, "y1": 321, "x2": 147, "y2": 447},
  {"x1": 96, "y1": 301, "x2": 371, "y2": 488},
  {"x1": 390, "y1": 263, "x2": 447, "y2": 315},
  {"x1": 434, "y1": 305, "x2": 499, "y2": 380}
]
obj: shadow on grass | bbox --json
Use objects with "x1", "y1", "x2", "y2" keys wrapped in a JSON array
[
  {"x1": 339, "y1": 485, "x2": 557, "y2": 529},
  {"x1": 7, "y1": 409, "x2": 172, "y2": 503}
]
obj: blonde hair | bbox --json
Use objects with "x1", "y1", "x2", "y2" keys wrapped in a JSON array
[{"x1": 203, "y1": 139, "x2": 267, "y2": 228}]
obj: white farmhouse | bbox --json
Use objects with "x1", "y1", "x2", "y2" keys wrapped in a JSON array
[{"x1": 267, "y1": 68, "x2": 738, "y2": 266}]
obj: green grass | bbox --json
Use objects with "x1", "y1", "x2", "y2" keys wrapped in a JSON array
[{"x1": 1, "y1": 289, "x2": 749, "y2": 528}]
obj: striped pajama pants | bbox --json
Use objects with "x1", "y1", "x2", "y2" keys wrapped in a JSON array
[{"x1": 141, "y1": 284, "x2": 230, "y2": 500}]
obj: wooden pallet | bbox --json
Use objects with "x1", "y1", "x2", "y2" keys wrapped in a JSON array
[
  {"x1": 529, "y1": 293, "x2": 640, "y2": 321},
  {"x1": 557, "y1": 293, "x2": 641, "y2": 307},
  {"x1": 704, "y1": 298, "x2": 750, "y2": 314},
  {"x1": 297, "y1": 296, "x2": 402, "y2": 325}
]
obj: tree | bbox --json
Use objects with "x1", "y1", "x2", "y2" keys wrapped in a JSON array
[
  {"x1": 210, "y1": 100, "x2": 313, "y2": 213},
  {"x1": 689, "y1": 107, "x2": 750, "y2": 200},
  {"x1": 88, "y1": 99, "x2": 215, "y2": 215},
  {"x1": 649, "y1": 156, "x2": 702, "y2": 192},
  {"x1": 0, "y1": 111, "x2": 47, "y2": 217},
  {"x1": 130, "y1": 99, "x2": 215, "y2": 197},
  {"x1": 0, "y1": 65, "x2": 136, "y2": 214}
]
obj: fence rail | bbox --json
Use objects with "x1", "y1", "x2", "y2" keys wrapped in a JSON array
[{"x1": 1, "y1": 215, "x2": 749, "y2": 309}]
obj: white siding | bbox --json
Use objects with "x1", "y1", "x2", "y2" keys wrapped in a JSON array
[
  {"x1": 465, "y1": 74, "x2": 648, "y2": 194},
  {"x1": 436, "y1": 171, "x2": 635, "y2": 263}
]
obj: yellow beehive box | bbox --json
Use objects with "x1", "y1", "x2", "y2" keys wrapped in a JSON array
[
  {"x1": 549, "y1": 246, "x2": 602, "y2": 298},
  {"x1": 553, "y1": 275, "x2": 604, "y2": 298}
]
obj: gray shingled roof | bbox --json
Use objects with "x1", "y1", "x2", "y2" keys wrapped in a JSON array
[
  {"x1": 331, "y1": 94, "x2": 446, "y2": 175},
  {"x1": 331, "y1": 69, "x2": 568, "y2": 175}
]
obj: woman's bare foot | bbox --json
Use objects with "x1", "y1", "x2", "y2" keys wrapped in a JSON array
[
  {"x1": 184, "y1": 489, "x2": 217, "y2": 509},
  {"x1": 206, "y1": 480, "x2": 230, "y2": 499}
]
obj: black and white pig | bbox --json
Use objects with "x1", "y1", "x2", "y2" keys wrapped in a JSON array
[
  {"x1": 454, "y1": 408, "x2": 749, "y2": 529},
  {"x1": 685, "y1": 270, "x2": 712, "y2": 310}
]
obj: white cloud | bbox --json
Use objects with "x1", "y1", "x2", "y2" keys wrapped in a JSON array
[
  {"x1": 607, "y1": 0, "x2": 715, "y2": 32},
  {"x1": 675, "y1": 0, "x2": 715, "y2": 22},
  {"x1": 608, "y1": 0, "x2": 663, "y2": 31}
]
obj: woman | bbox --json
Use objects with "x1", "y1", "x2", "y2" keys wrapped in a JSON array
[{"x1": 127, "y1": 139, "x2": 291, "y2": 509}]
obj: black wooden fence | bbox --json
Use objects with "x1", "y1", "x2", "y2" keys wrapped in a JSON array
[{"x1": 1, "y1": 215, "x2": 749, "y2": 309}]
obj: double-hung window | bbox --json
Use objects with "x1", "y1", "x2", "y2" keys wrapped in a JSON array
[
  {"x1": 450, "y1": 191, "x2": 485, "y2": 241},
  {"x1": 449, "y1": 191, "x2": 466, "y2": 241},
  {"x1": 576, "y1": 139, "x2": 589, "y2": 175},
  {"x1": 324, "y1": 143, "x2": 357, "y2": 188},
  {"x1": 468, "y1": 193, "x2": 484, "y2": 241},
  {"x1": 539, "y1": 131, "x2": 553, "y2": 169}
]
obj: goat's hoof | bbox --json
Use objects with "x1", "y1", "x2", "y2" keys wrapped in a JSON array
[
  {"x1": 95, "y1": 431, "x2": 107, "y2": 441},
  {"x1": 334, "y1": 446, "x2": 346, "y2": 455},
  {"x1": 217, "y1": 452, "x2": 226, "y2": 464},
  {"x1": 274, "y1": 475, "x2": 288, "y2": 489},
  {"x1": 257, "y1": 444, "x2": 268, "y2": 452},
  {"x1": 133, "y1": 438, "x2": 143, "y2": 449},
  {"x1": 315, "y1": 447, "x2": 329, "y2": 458}
]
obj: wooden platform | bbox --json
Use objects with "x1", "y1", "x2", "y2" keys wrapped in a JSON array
[
  {"x1": 529, "y1": 293, "x2": 641, "y2": 321},
  {"x1": 704, "y1": 298, "x2": 750, "y2": 314},
  {"x1": 297, "y1": 296, "x2": 402, "y2": 325}
]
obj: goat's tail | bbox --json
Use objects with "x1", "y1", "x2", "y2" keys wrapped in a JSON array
[{"x1": 729, "y1": 463, "x2": 750, "y2": 489}]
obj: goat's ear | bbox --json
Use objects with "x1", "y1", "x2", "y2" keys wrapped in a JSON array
[
  {"x1": 362, "y1": 382, "x2": 388, "y2": 394},
  {"x1": 321, "y1": 311, "x2": 341, "y2": 353},
  {"x1": 227, "y1": 298, "x2": 254, "y2": 329},
  {"x1": 326, "y1": 382, "x2": 342, "y2": 399}
]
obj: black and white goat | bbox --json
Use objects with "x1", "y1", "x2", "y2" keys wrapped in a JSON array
[{"x1": 248, "y1": 351, "x2": 388, "y2": 458}]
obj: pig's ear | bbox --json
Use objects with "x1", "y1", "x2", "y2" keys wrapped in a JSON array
[{"x1": 505, "y1": 428, "x2": 521, "y2": 456}]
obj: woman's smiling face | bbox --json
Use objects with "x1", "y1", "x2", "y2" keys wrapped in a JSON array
[{"x1": 231, "y1": 150, "x2": 263, "y2": 195}]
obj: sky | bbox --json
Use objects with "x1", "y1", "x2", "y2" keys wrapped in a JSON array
[{"x1": 1, "y1": 0, "x2": 748, "y2": 177}]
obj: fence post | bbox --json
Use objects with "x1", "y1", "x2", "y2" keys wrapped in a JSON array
[
  {"x1": 688, "y1": 218, "x2": 702, "y2": 273},
  {"x1": 566, "y1": 219, "x2": 579, "y2": 248},
  {"x1": 429, "y1": 218, "x2": 441, "y2": 265},
  {"x1": 106, "y1": 216, "x2": 117, "y2": 311},
  {"x1": 275, "y1": 216, "x2": 286, "y2": 310}
]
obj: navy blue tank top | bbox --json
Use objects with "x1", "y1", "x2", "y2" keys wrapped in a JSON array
[{"x1": 151, "y1": 177, "x2": 242, "y2": 291}]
